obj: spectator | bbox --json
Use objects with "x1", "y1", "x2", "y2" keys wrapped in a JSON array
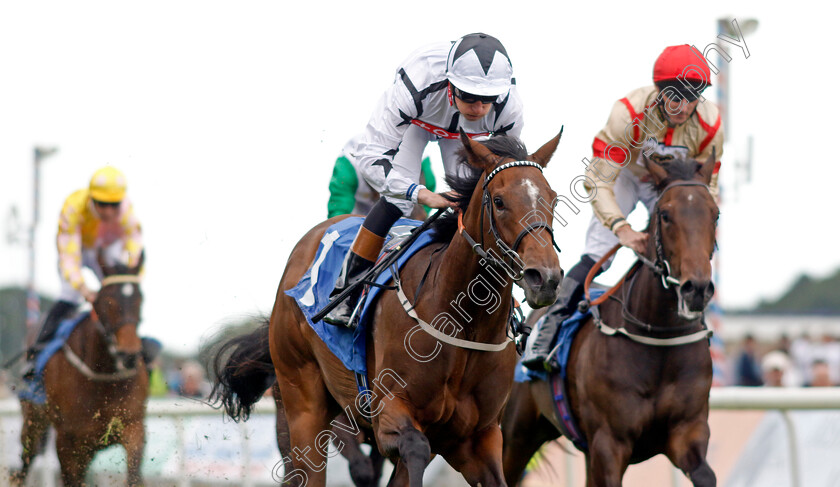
[
  {"x1": 807, "y1": 359, "x2": 835, "y2": 387},
  {"x1": 178, "y1": 360, "x2": 211, "y2": 398},
  {"x1": 734, "y1": 335, "x2": 763, "y2": 387},
  {"x1": 761, "y1": 351, "x2": 792, "y2": 387}
]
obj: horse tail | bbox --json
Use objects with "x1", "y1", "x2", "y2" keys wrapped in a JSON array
[{"x1": 209, "y1": 319, "x2": 275, "y2": 421}]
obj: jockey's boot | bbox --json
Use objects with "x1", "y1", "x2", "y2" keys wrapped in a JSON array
[
  {"x1": 521, "y1": 255, "x2": 599, "y2": 372},
  {"x1": 324, "y1": 199, "x2": 404, "y2": 327},
  {"x1": 323, "y1": 229, "x2": 384, "y2": 327},
  {"x1": 22, "y1": 300, "x2": 78, "y2": 379},
  {"x1": 521, "y1": 277, "x2": 581, "y2": 372}
]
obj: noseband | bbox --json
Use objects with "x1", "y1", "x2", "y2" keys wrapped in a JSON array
[
  {"x1": 62, "y1": 274, "x2": 143, "y2": 381},
  {"x1": 459, "y1": 161, "x2": 560, "y2": 280},
  {"x1": 638, "y1": 181, "x2": 713, "y2": 289}
]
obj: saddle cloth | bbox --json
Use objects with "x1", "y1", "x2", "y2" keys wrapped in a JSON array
[
  {"x1": 18, "y1": 312, "x2": 90, "y2": 405},
  {"x1": 285, "y1": 217, "x2": 438, "y2": 377},
  {"x1": 514, "y1": 289, "x2": 605, "y2": 451}
]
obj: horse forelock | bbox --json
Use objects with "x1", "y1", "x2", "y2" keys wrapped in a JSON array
[
  {"x1": 652, "y1": 157, "x2": 702, "y2": 192},
  {"x1": 430, "y1": 135, "x2": 530, "y2": 242}
]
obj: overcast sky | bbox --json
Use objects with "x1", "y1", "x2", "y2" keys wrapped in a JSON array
[{"x1": 1, "y1": 1, "x2": 836, "y2": 354}]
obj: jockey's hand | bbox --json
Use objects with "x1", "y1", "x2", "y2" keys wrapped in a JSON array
[
  {"x1": 80, "y1": 285, "x2": 97, "y2": 304},
  {"x1": 417, "y1": 189, "x2": 457, "y2": 209},
  {"x1": 615, "y1": 225, "x2": 648, "y2": 255}
]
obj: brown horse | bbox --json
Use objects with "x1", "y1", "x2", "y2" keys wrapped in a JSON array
[
  {"x1": 502, "y1": 153, "x2": 719, "y2": 487},
  {"x1": 13, "y1": 252, "x2": 148, "y2": 487},
  {"x1": 213, "y1": 132, "x2": 565, "y2": 486}
]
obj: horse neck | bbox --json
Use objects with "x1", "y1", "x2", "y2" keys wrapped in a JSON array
[
  {"x1": 70, "y1": 316, "x2": 115, "y2": 372},
  {"x1": 624, "y1": 224, "x2": 682, "y2": 327},
  {"x1": 436, "y1": 195, "x2": 513, "y2": 341}
]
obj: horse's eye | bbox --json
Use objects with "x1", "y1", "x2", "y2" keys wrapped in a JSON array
[
  {"x1": 660, "y1": 210, "x2": 671, "y2": 223},
  {"x1": 493, "y1": 196, "x2": 505, "y2": 210}
]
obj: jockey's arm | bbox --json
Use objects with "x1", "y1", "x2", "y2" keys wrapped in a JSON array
[
  {"x1": 355, "y1": 78, "x2": 428, "y2": 204},
  {"x1": 56, "y1": 195, "x2": 88, "y2": 294},
  {"x1": 327, "y1": 155, "x2": 359, "y2": 218},
  {"x1": 585, "y1": 97, "x2": 649, "y2": 254},
  {"x1": 119, "y1": 200, "x2": 144, "y2": 270}
]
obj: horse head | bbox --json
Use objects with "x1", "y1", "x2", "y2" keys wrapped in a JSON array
[
  {"x1": 644, "y1": 150, "x2": 719, "y2": 319},
  {"x1": 458, "y1": 131, "x2": 564, "y2": 308},
  {"x1": 95, "y1": 249, "x2": 145, "y2": 370}
]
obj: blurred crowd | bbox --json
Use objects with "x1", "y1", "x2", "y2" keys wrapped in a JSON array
[
  {"x1": 728, "y1": 332, "x2": 840, "y2": 387},
  {"x1": 3, "y1": 333, "x2": 839, "y2": 400}
]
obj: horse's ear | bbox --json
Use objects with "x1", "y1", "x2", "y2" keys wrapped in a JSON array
[
  {"x1": 460, "y1": 130, "x2": 496, "y2": 171},
  {"x1": 642, "y1": 151, "x2": 669, "y2": 185},
  {"x1": 697, "y1": 147, "x2": 716, "y2": 185},
  {"x1": 529, "y1": 126, "x2": 563, "y2": 168},
  {"x1": 97, "y1": 248, "x2": 112, "y2": 276}
]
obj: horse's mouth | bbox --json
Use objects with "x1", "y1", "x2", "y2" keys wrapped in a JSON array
[{"x1": 677, "y1": 294, "x2": 705, "y2": 321}]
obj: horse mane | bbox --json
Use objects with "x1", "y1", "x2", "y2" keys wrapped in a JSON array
[
  {"x1": 651, "y1": 157, "x2": 702, "y2": 192},
  {"x1": 429, "y1": 135, "x2": 529, "y2": 243}
]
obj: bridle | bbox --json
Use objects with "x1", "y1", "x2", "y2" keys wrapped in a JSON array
[
  {"x1": 581, "y1": 179, "x2": 716, "y2": 347},
  {"x1": 640, "y1": 180, "x2": 713, "y2": 289},
  {"x1": 62, "y1": 274, "x2": 143, "y2": 381},
  {"x1": 458, "y1": 160, "x2": 561, "y2": 280}
]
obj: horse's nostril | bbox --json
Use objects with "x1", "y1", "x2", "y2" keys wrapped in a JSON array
[{"x1": 522, "y1": 268, "x2": 544, "y2": 288}]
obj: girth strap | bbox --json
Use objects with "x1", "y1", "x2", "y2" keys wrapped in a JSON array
[{"x1": 394, "y1": 271, "x2": 512, "y2": 352}]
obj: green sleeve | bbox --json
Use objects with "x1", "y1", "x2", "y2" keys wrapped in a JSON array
[
  {"x1": 327, "y1": 156, "x2": 359, "y2": 218},
  {"x1": 420, "y1": 156, "x2": 436, "y2": 192},
  {"x1": 420, "y1": 157, "x2": 436, "y2": 214}
]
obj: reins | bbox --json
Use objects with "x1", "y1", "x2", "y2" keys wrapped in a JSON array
[
  {"x1": 62, "y1": 273, "x2": 143, "y2": 381},
  {"x1": 399, "y1": 159, "x2": 556, "y2": 352},
  {"x1": 579, "y1": 181, "x2": 715, "y2": 347}
]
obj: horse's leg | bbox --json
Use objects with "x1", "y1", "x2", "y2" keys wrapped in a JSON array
[
  {"x1": 333, "y1": 422, "x2": 377, "y2": 487},
  {"x1": 447, "y1": 425, "x2": 506, "y2": 487},
  {"x1": 11, "y1": 401, "x2": 50, "y2": 485},
  {"x1": 121, "y1": 419, "x2": 146, "y2": 487},
  {"x1": 276, "y1": 366, "x2": 334, "y2": 487},
  {"x1": 55, "y1": 431, "x2": 96, "y2": 487},
  {"x1": 376, "y1": 409, "x2": 430, "y2": 487},
  {"x1": 501, "y1": 383, "x2": 561, "y2": 486},
  {"x1": 369, "y1": 443, "x2": 386, "y2": 486},
  {"x1": 665, "y1": 420, "x2": 716, "y2": 487},
  {"x1": 585, "y1": 429, "x2": 632, "y2": 487}
]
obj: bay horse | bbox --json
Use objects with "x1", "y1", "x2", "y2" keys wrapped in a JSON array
[
  {"x1": 502, "y1": 153, "x2": 719, "y2": 487},
  {"x1": 13, "y1": 251, "x2": 148, "y2": 487},
  {"x1": 213, "y1": 132, "x2": 565, "y2": 486}
]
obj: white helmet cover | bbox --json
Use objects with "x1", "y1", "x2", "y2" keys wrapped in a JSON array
[{"x1": 446, "y1": 33, "x2": 513, "y2": 97}]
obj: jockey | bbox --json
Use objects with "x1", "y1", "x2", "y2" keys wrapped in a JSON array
[
  {"x1": 522, "y1": 45, "x2": 724, "y2": 371},
  {"x1": 24, "y1": 166, "x2": 144, "y2": 369},
  {"x1": 323, "y1": 32, "x2": 524, "y2": 327},
  {"x1": 327, "y1": 135, "x2": 437, "y2": 219}
]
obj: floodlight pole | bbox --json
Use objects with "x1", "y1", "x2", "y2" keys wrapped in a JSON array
[{"x1": 25, "y1": 146, "x2": 58, "y2": 348}]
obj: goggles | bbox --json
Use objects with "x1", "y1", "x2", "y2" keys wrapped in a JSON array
[
  {"x1": 452, "y1": 86, "x2": 498, "y2": 104},
  {"x1": 92, "y1": 199, "x2": 121, "y2": 208}
]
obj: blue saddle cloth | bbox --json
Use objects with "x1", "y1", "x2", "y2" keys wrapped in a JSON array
[
  {"x1": 514, "y1": 289, "x2": 605, "y2": 452},
  {"x1": 285, "y1": 217, "x2": 438, "y2": 377},
  {"x1": 18, "y1": 312, "x2": 90, "y2": 404},
  {"x1": 514, "y1": 289, "x2": 605, "y2": 384}
]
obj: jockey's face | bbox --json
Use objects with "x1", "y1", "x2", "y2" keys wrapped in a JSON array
[
  {"x1": 452, "y1": 85, "x2": 495, "y2": 122},
  {"x1": 454, "y1": 96, "x2": 493, "y2": 121},
  {"x1": 93, "y1": 200, "x2": 121, "y2": 223},
  {"x1": 659, "y1": 90, "x2": 701, "y2": 126}
]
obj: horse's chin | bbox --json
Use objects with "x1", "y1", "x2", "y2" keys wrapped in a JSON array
[
  {"x1": 522, "y1": 289, "x2": 559, "y2": 309},
  {"x1": 677, "y1": 295, "x2": 705, "y2": 321}
]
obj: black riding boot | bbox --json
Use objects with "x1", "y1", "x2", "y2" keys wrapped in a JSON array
[
  {"x1": 323, "y1": 199, "x2": 403, "y2": 328},
  {"x1": 323, "y1": 251, "x2": 375, "y2": 327},
  {"x1": 521, "y1": 256, "x2": 598, "y2": 372},
  {"x1": 521, "y1": 278, "x2": 581, "y2": 371},
  {"x1": 23, "y1": 300, "x2": 78, "y2": 377}
]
